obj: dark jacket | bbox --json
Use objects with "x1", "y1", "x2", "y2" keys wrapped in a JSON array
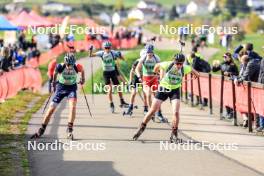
[
  {"x1": 239, "y1": 60, "x2": 260, "y2": 82},
  {"x1": 1, "y1": 57, "x2": 12, "y2": 72},
  {"x1": 212, "y1": 61, "x2": 239, "y2": 76},
  {"x1": 258, "y1": 59, "x2": 264, "y2": 84}
]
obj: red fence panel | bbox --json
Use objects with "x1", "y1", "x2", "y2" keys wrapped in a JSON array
[
  {"x1": 235, "y1": 84, "x2": 249, "y2": 113},
  {"x1": 211, "y1": 76, "x2": 222, "y2": 104},
  {"x1": 222, "y1": 79, "x2": 233, "y2": 108},
  {"x1": 0, "y1": 74, "x2": 8, "y2": 101},
  {"x1": 251, "y1": 85, "x2": 264, "y2": 116},
  {"x1": 200, "y1": 74, "x2": 210, "y2": 99},
  {"x1": 5, "y1": 69, "x2": 24, "y2": 98}
]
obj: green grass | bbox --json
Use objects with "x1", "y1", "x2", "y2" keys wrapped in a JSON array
[
  {"x1": 0, "y1": 91, "x2": 42, "y2": 176},
  {"x1": 84, "y1": 49, "x2": 177, "y2": 94}
]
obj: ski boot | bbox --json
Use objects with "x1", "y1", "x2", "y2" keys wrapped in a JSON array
[
  {"x1": 30, "y1": 124, "x2": 46, "y2": 139},
  {"x1": 156, "y1": 111, "x2": 168, "y2": 123},
  {"x1": 110, "y1": 102, "x2": 115, "y2": 113},
  {"x1": 143, "y1": 106, "x2": 148, "y2": 115},
  {"x1": 66, "y1": 127, "x2": 73, "y2": 140},
  {"x1": 133, "y1": 123, "x2": 146, "y2": 141},
  {"x1": 123, "y1": 105, "x2": 133, "y2": 117},
  {"x1": 169, "y1": 127, "x2": 182, "y2": 143},
  {"x1": 119, "y1": 99, "x2": 129, "y2": 108}
]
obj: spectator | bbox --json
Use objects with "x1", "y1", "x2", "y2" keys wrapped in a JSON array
[
  {"x1": 245, "y1": 43, "x2": 262, "y2": 62},
  {"x1": 0, "y1": 38, "x2": 3, "y2": 48},
  {"x1": 237, "y1": 55, "x2": 260, "y2": 83},
  {"x1": 235, "y1": 55, "x2": 261, "y2": 127},
  {"x1": 256, "y1": 52, "x2": 264, "y2": 132},
  {"x1": 0, "y1": 47, "x2": 12, "y2": 72},
  {"x1": 233, "y1": 43, "x2": 262, "y2": 61},
  {"x1": 212, "y1": 52, "x2": 239, "y2": 119},
  {"x1": 190, "y1": 52, "x2": 211, "y2": 106}
]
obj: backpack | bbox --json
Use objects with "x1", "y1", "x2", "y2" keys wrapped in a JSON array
[
  {"x1": 60, "y1": 63, "x2": 79, "y2": 73},
  {"x1": 142, "y1": 54, "x2": 158, "y2": 65},
  {"x1": 100, "y1": 51, "x2": 117, "y2": 61}
]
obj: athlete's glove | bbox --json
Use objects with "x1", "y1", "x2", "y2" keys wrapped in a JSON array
[
  {"x1": 79, "y1": 78, "x2": 85, "y2": 85},
  {"x1": 89, "y1": 45, "x2": 94, "y2": 51}
]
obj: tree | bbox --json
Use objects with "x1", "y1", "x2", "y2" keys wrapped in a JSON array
[
  {"x1": 169, "y1": 5, "x2": 179, "y2": 20},
  {"x1": 114, "y1": 0, "x2": 124, "y2": 11},
  {"x1": 247, "y1": 13, "x2": 264, "y2": 33},
  {"x1": 219, "y1": 0, "x2": 249, "y2": 16}
]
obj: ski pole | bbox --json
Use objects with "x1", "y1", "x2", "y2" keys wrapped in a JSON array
[
  {"x1": 80, "y1": 85, "x2": 93, "y2": 118},
  {"x1": 42, "y1": 93, "x2": 52, "y2": 114},
  {"x1": 179, "y1": 40, "x2": 185, "y2": 53},
  {"x1": 89, "y1": 45, "x2": 94, "y2": 104}
]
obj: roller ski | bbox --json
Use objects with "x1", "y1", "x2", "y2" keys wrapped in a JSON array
[
  {"x1": 132, "y1": 123, "x2": 146, "y2": 141},
  {"x1": 156, "y1": 111, "x2": 168, "y2": 123},
  {"x1": 169, "y1": 127, "x2": 183, "y2": 143},
  {"x1": 119, "y1": 99, "x2": 129, "y2": 108},
  {"x1": 30, "y1": 125, "x2": 46, "y2": 139},
  {"x1": 123, "y1": 105, "x2": 133, "y2": 117},
  {"x1": 66, "y1": 126, "x2": 74, "y2": 140},
  {"x1": 256, "y1": 127, "x2": 264, "y2": 136}
]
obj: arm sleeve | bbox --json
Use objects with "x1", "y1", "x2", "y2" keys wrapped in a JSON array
[
  {"x1": 76, "y1": 64, "x2": 84, "y2": 72},
  {"x1": 55, "y1": 64, "x2": 63, "y2": 73},
  {"x1": 132, "y1": 60, "x2": 139, "y2": 69},
  {"x1": 183, "y1": 65, "x2": 192, "y2": 75},
  {"x1": 212, "y1": 65, "x2": 221, "y2": 72},
  {"x1": 241, "y1": 62, "x2": 255, "y2": 81},
  {"x1": 95, "y1": 51, "x2": 103, "y2": 57}
]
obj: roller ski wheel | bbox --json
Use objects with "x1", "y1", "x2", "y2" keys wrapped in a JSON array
[
  {"x1": 30, "y1": 133, "x2": 41, "y2": 139},
  {"x1": 170, "y1": 134, "x2": 183, "y2": 144},
  {"x1": 119, "y1": 101, "x2": 129, "y2": 108},
  {"x1": 133, "y1": 123, "x2": 146, "y2": 141},
  {"x1": 255, "y1": 127, "x2": 264, "y2": 136},
  {"x1": 123, "y1": 110, "x2": 133, "y2": 117},
  {"x1": 157, "y1": 116, "x2": 168, "y2": 123},
  {"x1": 169, "y1": 128, "x2": 182, "y2": 143},
  {"x1": 67, "y1": 132, "x2": 74, "y2": 140},
  {"x1": 256, "y1": 131, "x2": 264, "y2": 136},
  {"x1": 30, "y1": 127, "x2": 45, "y2": 139}
]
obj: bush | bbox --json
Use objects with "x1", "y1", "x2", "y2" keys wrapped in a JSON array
[{"x1": 246, "y1": 13, "x2": 264, "y2": 33}]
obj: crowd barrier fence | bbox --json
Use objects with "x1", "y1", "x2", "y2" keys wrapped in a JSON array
[{"x1": 182, "y1": 73, "x2": 264, "y2": 132}]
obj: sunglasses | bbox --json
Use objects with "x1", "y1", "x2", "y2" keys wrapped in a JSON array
[
  {"x1": 175, "y1": 62, "x2": 183, "y2": 66},
  {"x1": 104, "y1": 47, "x2": 110, "y2": 49}
]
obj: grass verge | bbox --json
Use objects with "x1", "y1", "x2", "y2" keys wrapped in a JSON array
[
  {"x1": 0, "y1": 50, "x2": 88, "y2": 175},
  {"x1": 0, "y1": 91, "x2": 47, "y2": 176}
]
